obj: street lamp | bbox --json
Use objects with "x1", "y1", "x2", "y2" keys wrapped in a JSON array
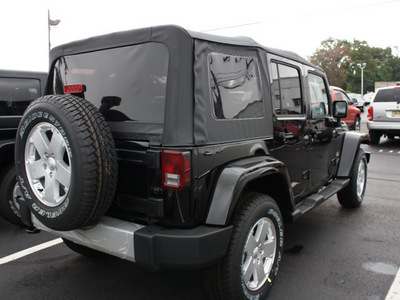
[
  {"x1": 48, "y1": 10, "x2": 61, "y2": 53},
  {"x1": 357, "y1": 63, "x2": 366, "y2": 96}
]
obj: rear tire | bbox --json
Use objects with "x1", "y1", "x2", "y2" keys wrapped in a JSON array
[
  {"x1": 15, "y1": 95, "x2": 118, "y2": 231},
  {"x1": 337, "y1": 149, "x2": 367, "y2": 208},
  {"x1": 204, "y1": 193, "x2": 283, "y2": 299}
]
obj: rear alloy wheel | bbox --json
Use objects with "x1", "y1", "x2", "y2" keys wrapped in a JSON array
[
  {"x1": 204, "y1": 193, "x2": 283, "y2": 299},
  {"x1": 15, "y1": 95, "x2": 118, "y2": 231}
]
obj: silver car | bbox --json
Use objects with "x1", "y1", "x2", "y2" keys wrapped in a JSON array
[
  {"x1": 348, "y1": 93, "x2": 365, "y2": 112},
  {"x1": 367, "y1": 86, "x2": 400, "y2": 144}
]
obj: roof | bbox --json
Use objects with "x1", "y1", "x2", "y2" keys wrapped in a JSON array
[
  {"x1": 49, "y1": 25, "x2": 320, "y2": 70},
  {"x1": 0, "y1": 69, "x2": 47, "y2": 79}
]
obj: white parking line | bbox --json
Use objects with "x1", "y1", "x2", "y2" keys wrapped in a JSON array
[
  {"x1": 386, "y1": 267, "x2": 400, "y2": 300},
  {"x1": 0, "y1": 238, "x2": 62, "y2": 265}
]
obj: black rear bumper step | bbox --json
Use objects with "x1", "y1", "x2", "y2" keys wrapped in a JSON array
[{"x1": 292, "y1": 178, "x2": 350, "y2": 220}]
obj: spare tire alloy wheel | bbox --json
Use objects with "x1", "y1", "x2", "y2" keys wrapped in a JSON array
[
  {"x1": 25, "y1": 122, "x2": 71, "y2": 208},
  {"x1": 15, "y1": 95, "x2": 118, "y2": 231}
]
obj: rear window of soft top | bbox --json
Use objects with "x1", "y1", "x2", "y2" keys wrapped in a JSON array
[{"x1": 52, "y1": 42, "x2": 169, "y2": 124}]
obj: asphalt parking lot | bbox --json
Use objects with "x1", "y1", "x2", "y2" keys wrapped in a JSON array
[{"x1": 1, "y1": 111, "x2": 399, "y2": 300}]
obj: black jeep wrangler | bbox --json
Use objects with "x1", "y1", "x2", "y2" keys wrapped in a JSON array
[
  {"x1": 15, "y1": 25, "x2": 370, "y2": 299},
  {"x1": 0, "y1": 69, "x2": 47, "y2": 226}
]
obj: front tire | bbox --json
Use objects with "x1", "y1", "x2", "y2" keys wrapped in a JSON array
[
  {"x1": 337, "y1": 149, "x2": 367, "y2": 208},
  {"x1": 205, "y1": 193, "x2": 283, "y2": 299}
]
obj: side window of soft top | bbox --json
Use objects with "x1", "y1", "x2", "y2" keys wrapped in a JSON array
[
  {"x1": 308, "y1": 73, "x2": 329, "y2": 118},
  {"x1": 208, "y1": 53, "x2": 264, "y2": 120}
]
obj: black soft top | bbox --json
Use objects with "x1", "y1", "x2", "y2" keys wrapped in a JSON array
[
  {"x1": 50, "y1": 25, "x2": 317, "y2": 69},
  {"x1": 48, "y1": 25, "x2": 320, "y2": 146}
]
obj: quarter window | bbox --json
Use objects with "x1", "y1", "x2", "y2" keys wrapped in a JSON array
[{"x1": 209, "y1": 53, "x2": 264, "y2": 120}]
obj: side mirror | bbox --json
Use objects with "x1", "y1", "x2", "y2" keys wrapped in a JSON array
[
  {"x1": 351, "y1": 98, "x2": 358, "y2": 104},
  {"x1": 333, "y1": 100, "x2": 348, "y2": 119}
]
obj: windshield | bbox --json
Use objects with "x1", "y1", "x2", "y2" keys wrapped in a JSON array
[
  {"x1": 52, "y1": 43, "x2": 169, "y2": 124},
  {"x1": 374, "y1": 88, "x2": 400, "y2": 103}
]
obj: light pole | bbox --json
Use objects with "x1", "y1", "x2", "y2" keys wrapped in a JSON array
[
  {"x1": 357, "y1": 63, "x2": 366, "y2": 95},
  {"x1": 48, "y1": 10, "x2": 61, "y2": 53}
]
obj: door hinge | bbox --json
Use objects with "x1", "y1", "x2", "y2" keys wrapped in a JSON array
[{"x1": 302, "y1": 170, "x2": 310, "y2": 180}]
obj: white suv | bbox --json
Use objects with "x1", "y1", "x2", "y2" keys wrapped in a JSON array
[{"x1": 367, "y1": 86, "x2": 400, "y2": 144}]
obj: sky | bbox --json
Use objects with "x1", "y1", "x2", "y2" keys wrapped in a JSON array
[{"x1": 1, "y1": 0, "x2": 399, "y2": 72}]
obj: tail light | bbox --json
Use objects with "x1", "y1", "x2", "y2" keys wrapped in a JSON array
[
  {"x1": 64, "y1": 84, "x2": 86, "y2": 96},
  {"x1": 367, "y1": 106, "x2": 373, "y2": 121},
  {"x1": 162, "y1": 151, "x2": 191, "y2": 190}
]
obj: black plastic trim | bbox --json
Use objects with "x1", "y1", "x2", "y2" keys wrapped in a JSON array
[{"x1": 134, "y1": 225, "x2": 232, "y2": 270}]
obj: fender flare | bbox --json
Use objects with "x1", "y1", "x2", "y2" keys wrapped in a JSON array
[
  {"x1": 337, "y1": 131, "x2": 370, "y2": 177},
  {"x1": 205, "y1": 155, "x2": 293, "y2": 226}
]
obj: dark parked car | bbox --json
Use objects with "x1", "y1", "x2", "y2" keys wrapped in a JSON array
[
  {"x1": 0, "y1": 70, "x2": 47, "y2": 226},
  {"x1": 15, "y1": 26, "x2": 369, "y2": 299}
]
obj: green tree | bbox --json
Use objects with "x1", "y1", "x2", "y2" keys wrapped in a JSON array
[
  {"x1": 309, "y1": 38, "x2": 400, "y2": 94},
  {"x1": 309, "y1": 38, "x2": 352, "y2": 88}
]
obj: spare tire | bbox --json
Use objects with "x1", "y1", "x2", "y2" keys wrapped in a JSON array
[{"x1": 15, "y1": 95, "x2": 118, "y2": 231}]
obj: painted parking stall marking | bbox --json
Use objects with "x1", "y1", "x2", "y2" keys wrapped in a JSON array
[
  {"x1": 0, "y1": 238, "x2": 62, "y2": 265},
  {"x1": 386, "y1": 267, "x2": 400, "y2": 300},
  {"x1": 377, "y1": 149, "x2": 400, "y2": 154}
]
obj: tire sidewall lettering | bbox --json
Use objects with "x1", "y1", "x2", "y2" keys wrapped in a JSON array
[{"x1": 19, "y1": 110, "x2": 73, "y2": 159}]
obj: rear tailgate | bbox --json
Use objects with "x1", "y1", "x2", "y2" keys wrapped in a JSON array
[{"x1": 372, "y1": 88, "x2": 400, "y2": 122}]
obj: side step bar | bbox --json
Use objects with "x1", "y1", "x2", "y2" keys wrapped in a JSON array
[{"x1": 292, "y1": 178, "x2": 350, "y2": 220}]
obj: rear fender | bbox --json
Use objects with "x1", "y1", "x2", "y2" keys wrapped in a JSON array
[
  {"x1": 205, "y1": 156, "x2": 294, "y2": 226},
  {"x1": 337, "y1": 131, "x2": 370, "y2": 177}
]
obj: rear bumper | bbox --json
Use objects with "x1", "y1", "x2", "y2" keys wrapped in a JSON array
[
  {"x1": 367, "y1": 121, "x2": 400, "y2": 131},
  {"x1": 32, "y1": 215, "x2": 232, "y2": 270}
]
